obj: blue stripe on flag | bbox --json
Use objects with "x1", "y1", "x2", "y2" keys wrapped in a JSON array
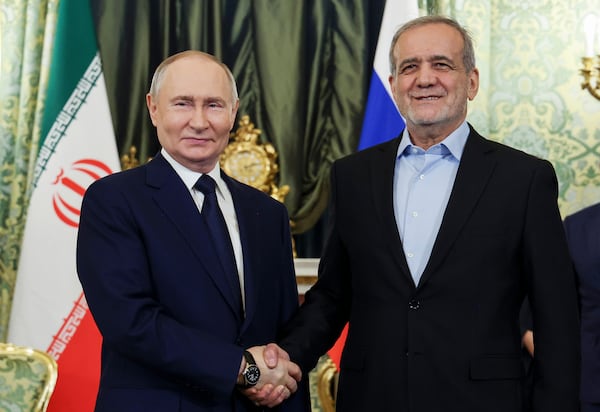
[
  {"x1": 358, "y1": 70, "x2": 404, "y2": 150},
  {"x1": 357, "y1": 0, "x2": 418, "y2": 151}
]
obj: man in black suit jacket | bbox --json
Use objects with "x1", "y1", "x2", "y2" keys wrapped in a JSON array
[
  {"x1": 564, "y1": 202, "x2": 600, "y2": 412},
  {"x1": 77, "y1": 51, "x2": 309, "y2": 411},
  {"x1": 261, "y1": 15, "x2": 580, "y2": 412}
]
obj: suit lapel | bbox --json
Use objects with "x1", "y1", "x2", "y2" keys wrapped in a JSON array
[
  {"x1": 369, "y1": 136, "x2": 415, "y2": 286},
  {"x1": 146, "y1": 154, "x2": 242, "y2": 320},
  {"x1": 418, "y1": 128, "x2": 497, "y2": 288}
]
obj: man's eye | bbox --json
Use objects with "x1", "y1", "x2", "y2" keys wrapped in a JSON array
[
  {"x1": 399, "y1": 64, "x2": 416, "y2": 74},
  {"x1": 434, "y1": 62, "x2": 452, "y2": 70}
]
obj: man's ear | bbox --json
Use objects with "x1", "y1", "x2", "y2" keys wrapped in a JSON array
[
  {"x1": 467, "y1": 68, "x2": 479, "y2": 101},
  {"x1": 230, "y1": 99, "x2": 240, "y2": 130},
  {"x1": 146, "y1": 94, "x2": 158, "y2": 126}
]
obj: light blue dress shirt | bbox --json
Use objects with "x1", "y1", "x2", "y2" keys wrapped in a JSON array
[{"x1": 393, "y1": 122, "x2": 469, "y2": 286}]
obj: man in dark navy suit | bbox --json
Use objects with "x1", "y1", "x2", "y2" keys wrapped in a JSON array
[
  {"x1": 564, "y1": 202, "x2": 600, "y2": 412},
  {"x1": 77, "y1": 51, "x2": 309, "y2": 412}
]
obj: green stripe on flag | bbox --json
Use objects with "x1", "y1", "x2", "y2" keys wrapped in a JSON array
[{"x1": 41, "y1": 0, "x2": 98, "y2": 146}]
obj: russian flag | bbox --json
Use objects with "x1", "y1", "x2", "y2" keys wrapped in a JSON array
[
  {"x1": 357, "y1": 0, "x2": 419, "y2": 150},
  {"x1": 327, "y1": 0, "x2": 420, "y2": 369}
]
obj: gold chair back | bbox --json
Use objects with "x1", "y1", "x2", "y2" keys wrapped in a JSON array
[
  {"x1": 0, "y1": 342, "x2": 58, "y2": 412},
  {"x1": 309, "y1": 354, "x2": 338, "y2": 412}
]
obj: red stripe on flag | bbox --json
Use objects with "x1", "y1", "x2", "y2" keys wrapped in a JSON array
[
  {"x1": 326, "y1": 324, "x2": 348, "y2": 371},
  {"x1": 47, "y1": 296, "x2": 101, "y2": 411}
]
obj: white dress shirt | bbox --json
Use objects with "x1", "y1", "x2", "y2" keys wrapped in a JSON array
[{"x1": 161, "y1": 149, "x2": 245, "y2": 309}]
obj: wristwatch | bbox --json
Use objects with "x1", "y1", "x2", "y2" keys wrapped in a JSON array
[{"x1": 238, "y1": 350, "x2": 261, "y2": 388}]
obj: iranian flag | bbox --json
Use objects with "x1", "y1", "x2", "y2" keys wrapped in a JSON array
[{"x1": 7, "y1": 0, "x2": 120, "y2": 410}]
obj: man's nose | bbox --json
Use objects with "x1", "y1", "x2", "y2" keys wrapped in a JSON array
[
  {"x1": 189, "y1": 107, "x2": 208, "y2": 129},
  {"x1": 415, "y1": 66, "x2": 437, "y2": 86}
]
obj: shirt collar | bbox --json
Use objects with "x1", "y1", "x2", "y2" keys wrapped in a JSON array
[
  {"x1": 161, "y1": 148, "x2": 225, "y2": 193},
  {"x1": 397, "y1": 121, "x2": 470, "y2": 161}
]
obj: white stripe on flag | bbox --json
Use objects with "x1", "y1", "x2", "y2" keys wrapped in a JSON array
[{"x1": 358, "y1": 0, "x2": 419, "y2": 150}]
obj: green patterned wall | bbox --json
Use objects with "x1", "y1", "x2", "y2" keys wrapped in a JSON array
[
  {"x1": 0, "y1": 0, "x2": 52, "y2": 341},
  {"x1": 436, "y1": 0, "x2": 600, "y2": 217}
]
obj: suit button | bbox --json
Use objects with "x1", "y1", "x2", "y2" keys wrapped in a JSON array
[{"x1": 408, "y1": 299, "x2": 420, "y2": 310}]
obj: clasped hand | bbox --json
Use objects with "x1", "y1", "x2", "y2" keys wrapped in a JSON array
[{"x1": 240, "y1": 344, "x2": 300, "y2": 408}]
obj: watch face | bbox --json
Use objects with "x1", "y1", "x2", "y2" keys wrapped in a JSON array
[{"x1": 245, "y1": 364, "x2": 261, "y2": 386}]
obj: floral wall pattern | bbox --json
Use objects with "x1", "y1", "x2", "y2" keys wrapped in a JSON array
[
  {"x1": 0, "y1": 0, "x2": 52, "y2": 341},
  {"x1": 441, "y1": 0, "x2": 600, "y2": 217}
]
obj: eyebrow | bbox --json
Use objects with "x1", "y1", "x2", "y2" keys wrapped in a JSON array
[
  {"x1": 171, "y1": 95, "x2": 194, "y2": 102},
  {"x1": 399, "y1": 54, "x2": 454, "y2": 65},
  {"x1": 398, "y1": 57, "x2": 420, "y2": 67},
  {"x1": 428, "y1": 55, "x2": 455, "y2": 65},
  {"x1": 170, "y1": 95, "x2": 227, "y2": 104}
]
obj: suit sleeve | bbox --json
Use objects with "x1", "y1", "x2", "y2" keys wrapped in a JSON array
[
  {"x1": 523, "y1": 160, "x2": 580, "y2": 412},
  {"x1": 279, "y1": 162, "x2": 351, "y2": 373}
]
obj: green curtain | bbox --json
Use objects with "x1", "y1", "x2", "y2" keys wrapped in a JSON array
[
  {"x1": 90, "y1": 0, "x2": 385, "y2": 234},
  {"x1": 0, "y1": 0, "x2": 57, "y2": 340}
]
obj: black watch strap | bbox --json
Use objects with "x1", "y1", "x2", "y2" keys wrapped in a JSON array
[
  {"x1": 238, "y1": 350, "x2": 261, "y2": 388},
  {"x1": 243, "y1": 350, "x2": 256, "y2": 365}
]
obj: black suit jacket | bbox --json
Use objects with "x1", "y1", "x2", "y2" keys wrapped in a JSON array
[
  {"x1": 77, "y1": 153, "x2": 309, "y2": 412},
  {"x1": 564, "y1": 202, "x2": 600, "y2": 404},
  {"x1": 281, "y1": 126, "x2": 580, "y2": 412}
]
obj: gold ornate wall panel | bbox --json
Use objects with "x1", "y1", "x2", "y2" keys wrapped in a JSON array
[{"x1": 442, "y1": 0, "x2": 600, "y2": 217}]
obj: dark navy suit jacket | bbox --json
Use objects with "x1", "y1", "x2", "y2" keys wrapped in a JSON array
[
  {"x1": 77, "y1": 153, "x2": 309, "y2": 411},
  {"x1": 564, "y1": 202, "x2": 600, "y2": 404}
]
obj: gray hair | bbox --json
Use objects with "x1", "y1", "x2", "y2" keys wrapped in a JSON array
[
  {"x1": 148, "y1": 50, "x2": 239, "y2": 103},
  {"x1": 389, "y1": 15, "x2": 476, "y2": 76}
]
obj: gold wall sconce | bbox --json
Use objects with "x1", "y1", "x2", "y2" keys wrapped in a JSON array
[{"x1": 581, "y1": 14, "x2": 600, "y2": 100}]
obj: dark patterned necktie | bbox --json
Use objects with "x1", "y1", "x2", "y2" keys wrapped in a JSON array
[{"x1": 194, "y1": 174, "x2": 242, "y2": 314}]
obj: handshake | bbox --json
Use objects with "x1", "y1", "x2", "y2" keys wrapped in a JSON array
[{"x1": 238, "y1": 343, "x2": 301, "y2": 408}]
